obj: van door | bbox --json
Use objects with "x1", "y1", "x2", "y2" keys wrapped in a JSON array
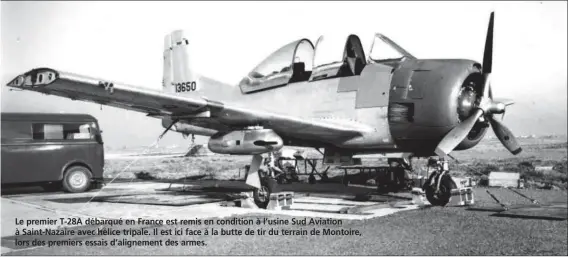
[
  {"x1": 92, "y1": 122, "x2": 105, "y2": 179},
  {"x1": 1, "y1": 121, "x2": 35, "y2": 184}
]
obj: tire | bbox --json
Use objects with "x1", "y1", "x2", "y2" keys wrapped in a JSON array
[
  {"x1": 62, "y1": 166, "x2": 92, "y2": 193},
  {"x1": 424, "y1": 174, "x2": 452, "y2": 206},
  {"x1": 253, "y1": 176, "x2": 277, "y2": 208}
]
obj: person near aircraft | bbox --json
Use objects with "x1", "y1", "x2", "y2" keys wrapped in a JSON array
[{"x1": 264, "y1": 152, "x2": 284, "y2": 178}]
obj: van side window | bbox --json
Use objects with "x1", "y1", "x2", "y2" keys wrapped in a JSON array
[
  {"x1": 64, "y1": 123, "x2": 95, "y2": 140},
  {"x1": 32, "y1": 124, "x2": 64, "y2": 140},
  {"x1": 31, "y1": 123, "x2": 96, "y2": 140},
  {"x1": 1, "y1": 121, "x2": 32, "y2": 140}
]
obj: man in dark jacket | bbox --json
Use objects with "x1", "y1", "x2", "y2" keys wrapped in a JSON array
[{"x1": 388, "y1": 158, "x2": 411, "y2": 191}]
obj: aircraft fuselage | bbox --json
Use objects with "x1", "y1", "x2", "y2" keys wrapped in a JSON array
[{"x1": 168, "y1": 58, "x2": 487, "y2": 157}]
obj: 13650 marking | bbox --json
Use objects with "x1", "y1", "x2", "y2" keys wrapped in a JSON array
[{"x1": 173, "y1": 81, "x2": 197, "y2": 92}]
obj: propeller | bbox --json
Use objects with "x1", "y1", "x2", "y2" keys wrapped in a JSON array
[{"x1": 435, "y1": 12, "x2": 522, "y2": 157}]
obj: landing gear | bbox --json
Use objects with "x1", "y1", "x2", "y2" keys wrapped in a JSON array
[
  {"x1": 422, "y1": 158, "x2": 455, "y2": 206},
  {"x1": 424, "y1": 174, "x2": 453, "y2": 206},
  {"x1": 245, "y1": 154, "x2": 280, "y2": 209},
  {"x1": 253, "y1": 173, "x2": 277, "y2": 208}
]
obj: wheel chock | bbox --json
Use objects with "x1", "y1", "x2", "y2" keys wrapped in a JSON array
[
  {"x1": 448, "y1": 187, "x2": 474, "y2": 206},
  {"x1": 240, "y1": 198, "x2": 260, "y2": 209},
  {"x1": 411, "y1": 188, "x2": 430, "y2": 207},
  {"x1": 228, "y1": 191, "x2": 259, "y2": 209},
  {"x1": 266, "y1": 192, "x2": 294, "y2": 210}
]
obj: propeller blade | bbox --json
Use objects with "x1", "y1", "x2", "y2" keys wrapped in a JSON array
[
  {"x1": 489, "y1": 115, "x2": 522, "y2": 155},
  {"x1": 482, "y1": 12, "x2": 494, "y2": 74},
  {"x1": 480, "y1": 12, "x2": 494, "y2": 98},
  {"x1": 482, "y1": 73, "x2": 492, "y2": 98},
  {"x1": 435, "y1": 109, "x2": 484, "y2": 156}
]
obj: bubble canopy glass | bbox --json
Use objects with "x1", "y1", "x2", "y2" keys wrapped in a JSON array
[
  {"x1": 238, "y1": 34, "x2": 414, "y2": 93},
  {"x1": 239, "y1": 39, "x2": 315, "y2": 93},
  {"x1": 310, "y1": 33, "x2": 368, "y2": 81}
]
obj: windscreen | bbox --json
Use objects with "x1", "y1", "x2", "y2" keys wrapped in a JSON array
[{"x1": 369, "y1": 34, "x2": 415, "y2": 62}]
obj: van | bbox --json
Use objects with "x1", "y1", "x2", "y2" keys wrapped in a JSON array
[{"x1": 1, "y1": 112, "x2": 104, "y2": 192}]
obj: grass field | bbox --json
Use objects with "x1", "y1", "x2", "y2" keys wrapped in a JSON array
[{"x1": 103, "y1": 136, "x2": 568, "y2": 189}]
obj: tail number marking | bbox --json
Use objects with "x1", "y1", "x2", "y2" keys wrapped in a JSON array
[{"x1": 173, "y1": 81, "x2": 197, "y2": 92}]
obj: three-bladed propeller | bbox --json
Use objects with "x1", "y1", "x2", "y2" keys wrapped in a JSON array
[{"x1": 434, "y1": 12, "x2": 522, "y2": 157}]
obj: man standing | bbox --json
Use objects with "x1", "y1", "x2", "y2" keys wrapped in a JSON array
[{"x1": 388, "y1": 158, "x2": 411, "y2": 191}]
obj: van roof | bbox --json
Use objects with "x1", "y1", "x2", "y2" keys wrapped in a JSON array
[{"x1": 1, "y1": 112, "x2": 98, "y2": 122}]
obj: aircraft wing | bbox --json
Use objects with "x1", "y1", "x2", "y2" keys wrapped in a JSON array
[{"x1": 6, "y1": 68, "x2": 371, "y2": 142}]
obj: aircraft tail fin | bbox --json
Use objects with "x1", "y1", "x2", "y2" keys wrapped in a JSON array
[
  {"x1": 162, "y1": 30, "x2": 200, "y2": 94},
  {"x1": 160, "y1": 30, "x2": 236, "y2": 136}
]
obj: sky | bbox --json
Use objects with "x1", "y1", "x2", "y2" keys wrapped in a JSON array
[{"x1": 1, "y1": 1, "x2": 566, "y2": 149}]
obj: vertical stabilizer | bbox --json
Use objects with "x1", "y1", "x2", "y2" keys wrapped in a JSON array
[
  {"x1": 163, "y1": 30, "x2": 200, "y2": 94},
  {"x1": 162, "y1": 34, "x2": 174, "y2": 92}
]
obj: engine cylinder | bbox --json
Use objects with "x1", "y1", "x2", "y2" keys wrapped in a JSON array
[{"x1": 207, "y1": 129, "x2": 283, "y2": 155}]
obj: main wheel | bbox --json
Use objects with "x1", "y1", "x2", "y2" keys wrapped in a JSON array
[
  {"x1": 62, "y1": 166, "x2": 92, "y2": 193},
  {"x1": 253, "y1": 176, "x2": 277, "y2": 208},
  {"x1": 424, "y1": 174, "x2": 453, "y2": 206}
]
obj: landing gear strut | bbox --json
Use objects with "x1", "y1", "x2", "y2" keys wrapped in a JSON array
[
  {"x1": 423, "y1": 158, "x2": 455, "y2": 206},
  {"x1": 244, "y1": 154, "x2": 279, "y2": 208}
]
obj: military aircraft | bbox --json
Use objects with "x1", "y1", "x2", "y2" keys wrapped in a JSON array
[{"x1": 6, "y1": 12, "x2": 521, "y2": 208}]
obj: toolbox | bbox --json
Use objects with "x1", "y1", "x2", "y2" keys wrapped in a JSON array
[{"x1": 448, "y1": 187, "x2": 475, "y2": 206}]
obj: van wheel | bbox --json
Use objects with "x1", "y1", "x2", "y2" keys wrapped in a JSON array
[{"x1": 62, "y1": 166, "x2": 92, "y2": 193}]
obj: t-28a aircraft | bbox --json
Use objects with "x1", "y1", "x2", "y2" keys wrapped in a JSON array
[{"x1": 6, "y1": 12, "x2": 520, "y2": 208}]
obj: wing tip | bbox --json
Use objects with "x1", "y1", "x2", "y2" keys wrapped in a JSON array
[
  {"x1": 6, "y1": 75, "x2": 25, "y2": 87},
  {"x1": 6, "y1": 67, "x2": 60, "y2": 88},
  {"x1": 512, "y1": 147, "x2": 522, "y2": 155}
]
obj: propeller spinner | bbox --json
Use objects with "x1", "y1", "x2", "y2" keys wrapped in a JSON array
[{"x1": 435, "y1": 12, "x2": 522, "y2": 157}]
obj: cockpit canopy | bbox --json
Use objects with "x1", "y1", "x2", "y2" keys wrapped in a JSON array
[
  {"x1": 239, "y1": 39, "x2": 315, "y2": 94},
  {"x1": 310, "y1": 33, "x2": 368, "y2": 81},
  {"x1": 238, "y1": 33, "x2": 414, "y2": 94}
]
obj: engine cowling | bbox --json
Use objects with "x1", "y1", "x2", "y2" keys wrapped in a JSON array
[{"x1": 207, "y1": 128, "x2": 284, "y2": 155}]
